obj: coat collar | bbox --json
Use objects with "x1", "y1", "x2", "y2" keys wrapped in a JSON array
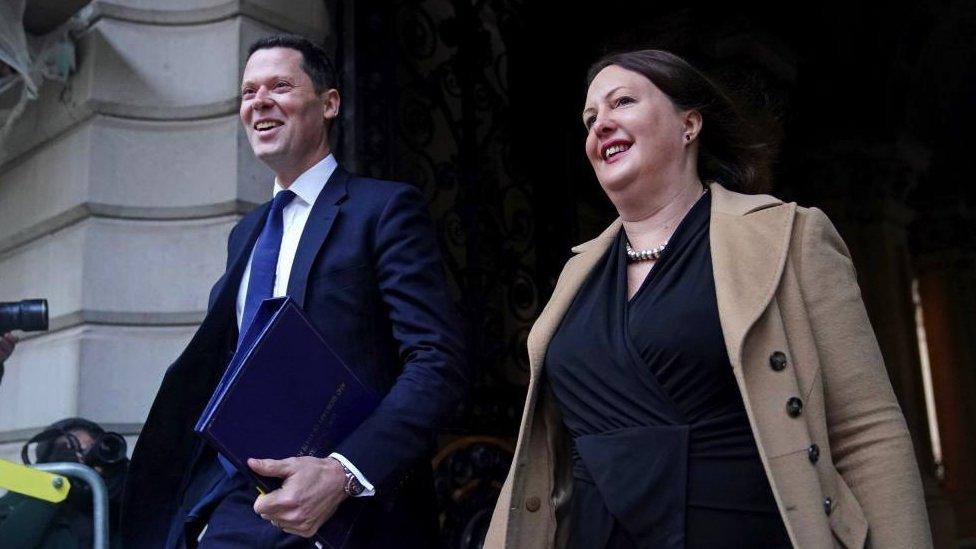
[
  {"x1": 528, "y1": 182, "x2": 795, "y2": 375},
  {"x1": 707, "y1": 182, "x2": 795, "y2": 367}
]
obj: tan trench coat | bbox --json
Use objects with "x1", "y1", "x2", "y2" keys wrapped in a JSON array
[{"x1": 485, "y1": 183, "x2": 932, "y2": 548}]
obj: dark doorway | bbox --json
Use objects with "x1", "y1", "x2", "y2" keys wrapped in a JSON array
[{"x1": 331, "y1": 1, "x2": 976, "y2": 545}]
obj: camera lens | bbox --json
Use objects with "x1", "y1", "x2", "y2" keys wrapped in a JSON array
[
  {"x1": 89, "y1": 432, "x2": 127, "y2": 465},
  {"x1": 0, "y1": 299, "x2": 49, "y2": 333}
]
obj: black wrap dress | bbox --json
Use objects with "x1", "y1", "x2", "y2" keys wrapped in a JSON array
[{"x1": 545, "y1": 192, "x2": 791, "y2": 548}]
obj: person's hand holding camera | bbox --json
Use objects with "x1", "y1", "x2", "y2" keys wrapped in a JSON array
[{"x1": 0, "y1": 332, "x2": 17, "y2": 363}]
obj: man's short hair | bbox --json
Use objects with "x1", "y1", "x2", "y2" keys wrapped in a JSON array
[{"x1": 247, "y1": 34, "x2": 338, "y2": 95}]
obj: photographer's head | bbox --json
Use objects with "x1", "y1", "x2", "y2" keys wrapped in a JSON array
[{"x1": 22, "y1": 417, "x2": 130, "y2": 503}]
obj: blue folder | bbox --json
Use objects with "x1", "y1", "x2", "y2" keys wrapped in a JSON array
[{"x1": 195, "y1": 296, "x2": 380, "y2": 547}]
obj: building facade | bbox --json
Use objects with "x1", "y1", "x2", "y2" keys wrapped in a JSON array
[{"x1": 1, "y1": 0, "x2": 973, "y2": 546}]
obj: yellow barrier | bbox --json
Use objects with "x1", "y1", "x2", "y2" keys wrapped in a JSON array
[{"x1": 0, "y1": 459, "x2": 70, "y2": 503}]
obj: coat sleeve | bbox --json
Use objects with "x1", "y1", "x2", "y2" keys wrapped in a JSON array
[
  {"x1": 796, "y1": 207, "x2": 932, "y2": 548},
  {"x1": 333, "y1": 184, "x2": 470, "y2": 493}
]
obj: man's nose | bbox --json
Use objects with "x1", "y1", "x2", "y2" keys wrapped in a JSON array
[{"x1": 252, "y1": 87, "x2": 273, "y2": 109}]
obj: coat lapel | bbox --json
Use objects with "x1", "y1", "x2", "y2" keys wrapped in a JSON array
[
  {"x1": 287, "y1": 167, "x2": 349, "y2": 308},
  {"x1": 526, "y1": 220, "x2": 620, "y2": 376},
  {"x1": 527, "y1": 183, "x2": 796, "y2": 378},
  {"x1": 708, "y1": 182, "x2": 796, "y2": 368}
]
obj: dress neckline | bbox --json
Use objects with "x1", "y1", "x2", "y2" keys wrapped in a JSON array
[{"x1": 623, "y1": 190, "x2": 712, "y2": 304}]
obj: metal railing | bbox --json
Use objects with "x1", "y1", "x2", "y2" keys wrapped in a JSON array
[{"x1": 34, "y1": 462, "x2": 109, "y2": 549}]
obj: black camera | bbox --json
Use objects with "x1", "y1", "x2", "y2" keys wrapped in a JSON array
[
  {"x1": 22, "y1": 427, "x2": 128, "y2": 469},
  {"x1": 0, "y1": 299, "x2": 49, "y2": 333},
  {"x1": 21, "y1": 417, "x2": 131, "y2": 510}
]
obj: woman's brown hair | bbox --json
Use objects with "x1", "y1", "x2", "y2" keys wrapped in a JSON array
[{"x1": 587, "y1": 49, "x2": 775, "y2": 193}]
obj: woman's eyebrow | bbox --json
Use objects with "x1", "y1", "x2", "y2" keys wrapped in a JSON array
[{"x1": 583, "y1": 86, "x2": 630, "y2": 117}]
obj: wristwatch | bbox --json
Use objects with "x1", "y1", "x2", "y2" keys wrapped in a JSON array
[{"x1": 331, "y1": 458, "x2": 365, "y2": 496}]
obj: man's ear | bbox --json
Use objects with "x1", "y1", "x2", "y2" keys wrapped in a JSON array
[{"x1": 323, "y1": 89, "x2": 340, "y2": 122}]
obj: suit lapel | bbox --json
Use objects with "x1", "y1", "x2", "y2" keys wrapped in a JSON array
[
  {"x1": 287, "y1": 167, "x2": 349, "y2": 308},
  {"x1": 708, "y1": 183, "x2": 796, "y2": 369}
]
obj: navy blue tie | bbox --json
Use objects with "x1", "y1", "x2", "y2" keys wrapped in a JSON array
[
  {"x1": 239, "y1": 189, "x2": 296, "y2": 345},
  {"x1": 219, "y1": 189, "x2": 295, "y2": 477}
]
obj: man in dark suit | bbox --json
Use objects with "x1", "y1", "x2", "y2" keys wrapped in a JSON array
[{"x1": 121, "y1": 34, "x2": 468, "y2": 548}]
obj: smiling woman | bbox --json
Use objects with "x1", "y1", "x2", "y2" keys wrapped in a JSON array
[
  {"x1": 582, "y1": 51, "x2": 773, "y2": 198},
  {"x1": 485, "y1": 49, "x2": 932, "y2": 549}
]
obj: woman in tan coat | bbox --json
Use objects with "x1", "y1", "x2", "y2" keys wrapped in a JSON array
[{"x1": 485, "y1": 50, "x2": 931, "y2": 548}]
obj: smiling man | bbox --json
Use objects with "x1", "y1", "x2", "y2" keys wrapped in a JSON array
[{"x1": 121, "y1": 35, "x2": 468, "y2": 548}]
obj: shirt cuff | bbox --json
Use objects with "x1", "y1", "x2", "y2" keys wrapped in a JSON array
[{"x1": 328, "y1": 452, "x2": 375, "y2": 497}]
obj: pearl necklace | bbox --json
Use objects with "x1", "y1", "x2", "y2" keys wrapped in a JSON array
[
  {"x1": 625, "y1": 185, "x2": 708, "y2": 263},
  {"x1": 626, "y1": 240, "x2": 668, "y2": 262}
]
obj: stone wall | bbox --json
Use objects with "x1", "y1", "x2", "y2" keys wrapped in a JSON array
[{"x1": 0, "y1": 0, "x2": 330, "y2": 462}]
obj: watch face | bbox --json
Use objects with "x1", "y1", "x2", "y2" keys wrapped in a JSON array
[
  {"x1": 345, "y1": 473, "x2": 365, "y2": 496},
  {"x1": 348, "y1": 477, "x2": 365, "y2": 496}
]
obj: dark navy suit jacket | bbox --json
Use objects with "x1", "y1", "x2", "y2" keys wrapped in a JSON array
[{"x1": 121, "y1": 168, "x2": 469, "y2": 547}]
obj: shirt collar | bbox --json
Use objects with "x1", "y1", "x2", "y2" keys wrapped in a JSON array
[{"x1": 272, "y1": 154, "x2": 338, "y2": 206}]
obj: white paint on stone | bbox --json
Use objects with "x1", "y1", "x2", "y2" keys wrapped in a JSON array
[
  {"x1": 0, "y1": 122, "x2": 91, "y2": 245},
  {"x1": 76, "y1": 325, "x2": 196, "y2": 423},
  {"x1": 81, "y1": 216, "x2": 237, "y2": 313},
  {"x1": 0, "y1": 326, "x2": 85, "y2": 431},
  {"x1": 0, "y1": 441, "x2": 26, "y2": 466},
  {"x1": 89, "y1": 18, "x2": 241, "y2": 111},
  {"x1": 0, "y1": 115, "x2": 274, "y2": 251},
  {"x1": 0, "y1": 216, "x2": 237, "y2": 316},
  {"x1": 93, "y1": 0, "x2": 328, "y2": 34},
  {"x1": 0, "y1": 229, "x2": 86, "y2": 319},
  {"x1": 101, "y1": 0, "x2": 238, "y2": 11},
  {"x1": 87, "y1": 116, "x2": 243, "y2": 209},
  {"x1": 0, "y1": 324, "x2": 195, "y2": 430}
]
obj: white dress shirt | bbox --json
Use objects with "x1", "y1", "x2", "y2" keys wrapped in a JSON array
[{"x1": 235, "y1": 153, "x2": 375, "y2": 497}]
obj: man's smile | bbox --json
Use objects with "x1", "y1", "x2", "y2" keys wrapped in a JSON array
[{"x1": 254, "y1": 119, "x2": 284, "y2": 132}]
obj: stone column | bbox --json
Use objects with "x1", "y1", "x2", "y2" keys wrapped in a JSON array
[{"x1": 0, "y1": 0, "x2": 330, "y2": 461}]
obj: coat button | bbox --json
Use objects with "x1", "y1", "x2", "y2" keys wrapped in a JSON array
[
  {"x1": 807, "y1": 444, "x2": 820, "y2": 464},
  {"x1": 525, "y1": 496, "x2": 541, "y2": 512},
  {"x1": 824, "y1": 496, "x2": 833, "y2": 516},
  {"x1": 769, "y1": 351, "x2": 788, "y2": 371},
  {"x1": 786, "y1": 397, "x2": 803, "y2": 417}
]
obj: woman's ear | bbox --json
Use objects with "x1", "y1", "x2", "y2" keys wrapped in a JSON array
[{"x1": 682, "y1": 110, "x2": 703, "y2": 144}]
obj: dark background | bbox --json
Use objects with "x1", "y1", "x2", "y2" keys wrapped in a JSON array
[{"x1": 327, "y1": 1, "x2": 975, "y2": 546}]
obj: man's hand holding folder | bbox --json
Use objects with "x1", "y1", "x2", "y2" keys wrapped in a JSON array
[
  {"x1": 194, "y1": 297, "x2": 381, "y2": 547},
  {"x1": 249, "y1": 456, "x2": 348, "y2": 538}
]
